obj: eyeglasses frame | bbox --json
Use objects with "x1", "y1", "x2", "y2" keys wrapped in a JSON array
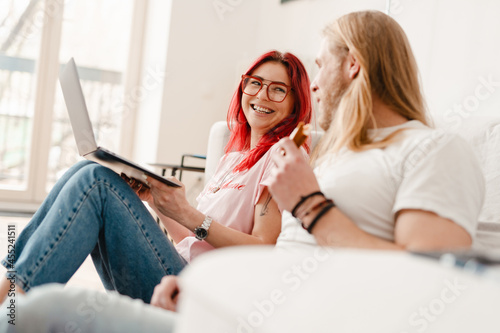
[{"x1": 241, "y1": 74, "x2": 293, "y2": 103}]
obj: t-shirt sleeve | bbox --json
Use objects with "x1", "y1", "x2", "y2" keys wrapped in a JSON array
[{"x1": 393, "y1": 133, "x2": 485, "y2": 238}]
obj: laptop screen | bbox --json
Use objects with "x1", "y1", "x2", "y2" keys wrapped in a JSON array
[{"x1": 59, "y1": 58, "x2": 98, "y2": 156}]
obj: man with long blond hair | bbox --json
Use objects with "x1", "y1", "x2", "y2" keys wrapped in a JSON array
[{"x1": 270, "y1": 10, "x2": 484, "y2": 251}]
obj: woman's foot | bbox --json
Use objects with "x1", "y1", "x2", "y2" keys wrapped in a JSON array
[{"x1": 0, "y1": 277, "x2": 24, "y2": 304}]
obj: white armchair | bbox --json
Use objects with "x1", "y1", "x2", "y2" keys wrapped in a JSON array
[
  {"x1": 204, "y1": 121, "x2": 232, "y2": 184},
  {"x1": 204, "y1": 121, "x2": 324, "y2": 184}
]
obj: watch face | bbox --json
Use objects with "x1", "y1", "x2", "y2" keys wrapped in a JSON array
[{"x1": 195, "y1": 227, "x2": 208, "y2": 240}]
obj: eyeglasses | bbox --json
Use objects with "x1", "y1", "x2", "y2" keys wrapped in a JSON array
[{"x1": 241, "y1": 75, "x2": 292, "y2": 103}]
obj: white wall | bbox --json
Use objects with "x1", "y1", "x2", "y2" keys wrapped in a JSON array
[
  {"x1": 134, "y1": 0, "x2": 500, "y2": 172},
  {"x1": 387, "y1": 0, "x2": 500, "y2": 127},
  {"x1": 136, "y1": 0, "x2": 387, "y2": 166},
  {"x1": 255, "y1": 0, "x2": 387, "y2": 72},
  {"x1": 154, "y1": 0, "x2": 261, "y2": 165}
]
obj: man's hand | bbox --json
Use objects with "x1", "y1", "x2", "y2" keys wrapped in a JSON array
[
  {"x1": 269, "y1": 138, "x2": 321, "y2": 212},
  {"x1": 151, "y1": 276, "x2": 181, "y2": 312}
]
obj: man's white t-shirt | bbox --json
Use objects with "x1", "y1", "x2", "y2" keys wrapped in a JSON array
[{"x1": 277, "y1": 120, "x2": 485, "y2": 250}]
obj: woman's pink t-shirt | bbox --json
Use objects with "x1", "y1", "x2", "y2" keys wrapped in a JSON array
[{"x1": 175, "y1": 145, "x2": 279, "y2": 262}]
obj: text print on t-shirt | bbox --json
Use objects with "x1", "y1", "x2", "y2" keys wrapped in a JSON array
[{"x1": 208, "y1": 180, "x2": 246, "y2": 193}]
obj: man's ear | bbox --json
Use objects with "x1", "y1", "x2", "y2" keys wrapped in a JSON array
[{"x1": 347, "y1": 53, "x2": 360, "y2": 79}]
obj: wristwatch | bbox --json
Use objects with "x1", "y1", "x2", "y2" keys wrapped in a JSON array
[{"x1": 194, "y1": 215, "x2": 213, "y2": 240}]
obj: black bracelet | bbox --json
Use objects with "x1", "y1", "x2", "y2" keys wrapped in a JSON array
[
  {"x1": 305, "y1": 201, "x2": 335, "y2": 234},
  {"x1": 291, "y1": 191, "x2": 325, "y2": 217},
  {"x1": 302, "y1": 199, "x2": 334, "y2": 219}
]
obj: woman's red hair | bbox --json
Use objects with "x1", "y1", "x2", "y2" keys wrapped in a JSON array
[{"x1": 225, "y1": 51, "x2": 312, "y2": 172}]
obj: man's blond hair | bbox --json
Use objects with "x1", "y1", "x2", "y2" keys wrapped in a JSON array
[{"x1": 314, "y1": 10, "x2": 430, "y2": 161}]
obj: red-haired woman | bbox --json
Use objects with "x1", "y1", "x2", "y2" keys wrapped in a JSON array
[{"x1": 0, "y1": 51, "x2": 313, "y2": 313}]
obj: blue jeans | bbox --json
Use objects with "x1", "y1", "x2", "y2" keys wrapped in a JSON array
[{"x1": 1, "y1": 161, "x2": 187, "y2": 303}]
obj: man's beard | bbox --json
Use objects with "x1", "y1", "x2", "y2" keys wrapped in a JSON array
[{"x1": 318, "y1": 79, "x2": 350, "y2": 131}]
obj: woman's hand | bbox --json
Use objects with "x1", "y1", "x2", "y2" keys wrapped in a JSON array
[
  {"x1": 147, "y1": 177, "x2": 194, "y2": 224},
  {"x1": 269, "y1": 138, "x2": 322, "y2": 212},
  {"x1": 151, "y1": 276, "x2": 181, "y2": 312},
  {"x1": 120, "y1": 173, "x2": 152, "y2": 202}
]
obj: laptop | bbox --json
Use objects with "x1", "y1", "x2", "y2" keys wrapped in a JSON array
[{"x1": 59, "y1": 58, "x2": 180, "y2": 188}]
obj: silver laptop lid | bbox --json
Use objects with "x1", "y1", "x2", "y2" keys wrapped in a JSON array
[{"x1": 59, "y1": 58, "x2": 98, "y2": 156}]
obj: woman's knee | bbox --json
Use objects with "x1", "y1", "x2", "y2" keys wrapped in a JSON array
[
  {"x1": 71, "y1": 162, "x2": 123, "y2": 191},
  {"x1": 74, "y1": 160, "x2": 94, "y2": 168},
  {"x1": 67, "y1": 160, "x2": 95, "y2": 177}
]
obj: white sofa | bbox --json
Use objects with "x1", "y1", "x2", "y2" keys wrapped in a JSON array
[
  {"x1": 204, "y1": 119, "x2": 500, "y2": 250},
  {"x1": 455, "y1": 117, "x2": 500, "y2": 250},
  {"x1": 174, "y1": 119, "x2": 500, "y2": 332},
  {"x1": 175, "y1": 247, "x2": 500, "y2": 333}
]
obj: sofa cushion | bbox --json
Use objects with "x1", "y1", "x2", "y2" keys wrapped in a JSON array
[{"x1": 439, "y1": 116, "x2": 500, "y2": 249}]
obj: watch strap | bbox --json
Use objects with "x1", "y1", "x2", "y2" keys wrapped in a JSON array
[{"x1": 194, "y1": 215, "x2": 212, "y2": 240}]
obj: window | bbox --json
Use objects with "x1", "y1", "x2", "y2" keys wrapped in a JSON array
[
  {"x1": 0, "y1": 0, "x2": 141, "y2": 209},
  {"x1": 0, "y1": 0, "x2": 44, "y2": 191},
  {"x1": 47, "y1": 0, "x2": 134, "y2": 188}
]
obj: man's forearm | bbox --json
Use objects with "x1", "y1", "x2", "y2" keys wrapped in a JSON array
[{"x1": 310, "y1": 207, "x2": 404, "y2": 250}]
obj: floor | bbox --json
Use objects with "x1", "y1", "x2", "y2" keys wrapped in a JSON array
[{"x1": 0, "y1": 214, "x2": 105, "y2": 292}]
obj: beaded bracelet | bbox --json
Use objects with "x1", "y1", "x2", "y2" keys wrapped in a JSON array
[
  {"x1": 291, "y1": 191, "x2": 325, "y2": 218},
  {"x1": 303, "y1": 201, "x2": 336, "y2": 234}
]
